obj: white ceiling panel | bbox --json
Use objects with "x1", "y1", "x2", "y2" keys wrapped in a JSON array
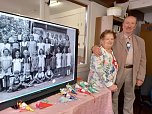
[{"x1": 0, "y1": 0, "x2": 82, "y2": 17}]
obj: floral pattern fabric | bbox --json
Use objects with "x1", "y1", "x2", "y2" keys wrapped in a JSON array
[{"x1": 88, "y1": 46, "x2": 118, "y2": 89}]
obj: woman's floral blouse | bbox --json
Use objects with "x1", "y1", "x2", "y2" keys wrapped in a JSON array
[{"x1": 88, "y1": 46, "x2": 118, "y2": 89}]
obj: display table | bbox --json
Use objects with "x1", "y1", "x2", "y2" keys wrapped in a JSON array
[{"x1": 0, "y1": 88, "x2": 113, "y2": 114}]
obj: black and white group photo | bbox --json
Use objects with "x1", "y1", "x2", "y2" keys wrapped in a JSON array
[{"x1": 0, "y1": 12, "x2": 76, "y2": 100}]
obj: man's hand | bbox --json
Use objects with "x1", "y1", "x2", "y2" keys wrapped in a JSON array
[
  {"x1": 136, "y1": 79, "x2": 143, "y2": 86},
  {"x1": 92, "y1": 45, "x2": 101, "y2": 57}
]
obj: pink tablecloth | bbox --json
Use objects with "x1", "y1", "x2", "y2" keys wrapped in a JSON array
[{"x1": 0, "y1": 88, "x2": 113, "y2": 114}]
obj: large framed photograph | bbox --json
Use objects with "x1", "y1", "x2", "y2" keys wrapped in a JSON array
[{"x1": 0, "y1": 11, "x2": 78, "y2": 110}]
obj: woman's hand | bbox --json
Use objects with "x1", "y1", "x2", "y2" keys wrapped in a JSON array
[
  {"x1": 92, "y1": 45, "x2": 101, "y2": 57},
  {"x1": 108, "y1": 84, "x2": 118, "y2": 92}
]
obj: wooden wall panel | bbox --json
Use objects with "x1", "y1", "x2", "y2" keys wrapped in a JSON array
[
  {"x1": 140, "y1": 24, "x2": 152, "y2": 75},
  {"x1": 90, "y1": 0, "x2": 129, "y2": 7}
]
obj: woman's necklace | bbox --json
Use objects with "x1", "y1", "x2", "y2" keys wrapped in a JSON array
[{"x1": 105, "y1": 49, "x2": 112, "y2": 54}]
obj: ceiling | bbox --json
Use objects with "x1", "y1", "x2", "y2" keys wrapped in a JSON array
[
  {"x1": 49, "y1": 0, "x2": 82, "y2": 15},
  {"x1": 0, "y1": 0, "x2": 152, "y2": 18},
  {"x1": 0, "y1": 0, "x2": 82, "y2": 18},
  {"x1": 0, "y1": 0, "x2": 39, "y2": 16},
  {"x1": 93, "y1": 0, "x2": 152, "y2": 13},
  {"x1": 133, "y1": 6, "x2": 152, "y2": 13}
]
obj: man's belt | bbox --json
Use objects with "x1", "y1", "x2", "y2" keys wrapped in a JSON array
[{"x1": 124, "y1": 65, "x2": 133, "y2": 68}]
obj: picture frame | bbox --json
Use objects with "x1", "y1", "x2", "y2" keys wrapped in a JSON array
[{"x1": 0, "y1": 11, "x2": 78, "y2": 110}]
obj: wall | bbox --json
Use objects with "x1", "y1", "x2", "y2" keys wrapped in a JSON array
[
  {"x1": 50, "y1": 7, "x2": 86, "y2": 49},
  {"x1": 144, "y1": 12, "x2": 152, "y2": 23},
  {"x1": 134, "y1": 21, "x2": 145, "y2": 36}
]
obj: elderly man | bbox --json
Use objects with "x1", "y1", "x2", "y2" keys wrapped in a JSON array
[{"x1": 92, "y1": 16, "x2": 146, "y2": 114}]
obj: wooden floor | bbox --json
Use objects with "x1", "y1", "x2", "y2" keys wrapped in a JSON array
[{"x1": 118, "y1": 89, "x2": 152, "y2": 114}]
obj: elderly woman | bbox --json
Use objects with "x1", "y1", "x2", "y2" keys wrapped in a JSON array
[{"x1": 88, "y1": 30, "x2": 118, "y2": 92}]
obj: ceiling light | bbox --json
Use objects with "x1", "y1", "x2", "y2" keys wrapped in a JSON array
[{"x1": 49, "y1": 0, "x2": 61, "y2": 7}]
